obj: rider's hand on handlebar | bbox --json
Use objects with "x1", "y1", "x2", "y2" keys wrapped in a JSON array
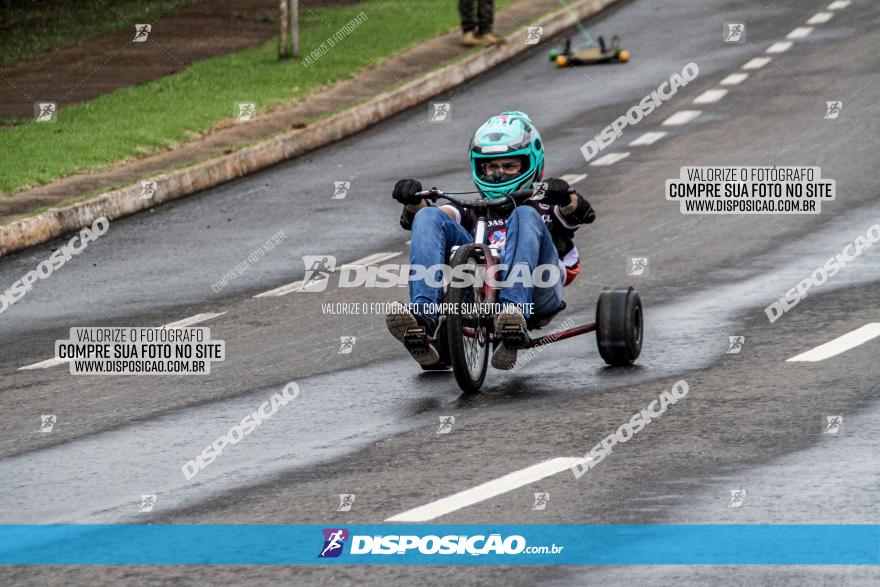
[
  {"x1": 542, "y1": 178, "x2": 573, "y2": 206},
  {"x1": 392, "y1": 179, "x2": 425, "y2": 206}
]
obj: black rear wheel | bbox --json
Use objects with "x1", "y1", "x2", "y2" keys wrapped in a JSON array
[
  {"x1": 445, "y1": 246, "x2": 490, "y2": 393},
  {"x1": 596, "y1": 287, "x2": 643, "y2": 366}
]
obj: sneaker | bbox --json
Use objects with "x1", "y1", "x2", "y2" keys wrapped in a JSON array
[
  {"x1": 492, "y1": 305, "x2": 528, "y2": 370},
  {"x1": 526, "y1": 301, "x2": 566, "y2": 331},
  {"x1": 480, "y1": 32, "x2": 506, "y2": 46},
  {"x1": 386, "y1": 302, "x2": 441, "y2": 366},
  {"x1": 460, "y1": 30, "x2": 480, "y2": 47}
]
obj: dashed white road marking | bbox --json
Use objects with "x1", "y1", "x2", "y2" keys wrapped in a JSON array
[
  {"x1": 808, "y1": 11, "x2": 834, "y2": 24},
  {"x1": 344, "y1": 251, "x2": 401, "y2": 267},
  {"x1": 787, "y1": 323, "x2": 880, "y2": 363},
  {"x1": 721, "y1": 72, "x2": 749, "y2": 86},
  {"x1": 662, "y1": 110, "x2": 702, "y2": 126},
  {"x1": 743, "y1": 56, "x2": 772, "y2": 70},
  {"x1": 162, "y1": 312, "x2": 227, "y2": 328},
  {"x1": 18, "y1": 356, "x2": 72, "y2": 370},
  {"x1": 559, "y1": 173, "x2": 588, "y2": 185},
  {"x1": 629, "y1": 131, "x2": 667, "y2": 146},
  {"x1": 766, "y1": 41, "x2": 794, "y2": 54},
  {"x1": 787, "y1": 27, "x2": 814, "y2": 39},
  {"x1": 254, "y1": 251, "x2": 401, "y2": 298},
  {"x1": 18, "y1": 312, "x2": 227, "y2": 371},
  {"x1": 828, "y1": 0, "x2": 850, "y2": 9},
  {"x1": 693, "y1": 89, "x2": 728, "y2": 104},
  {"x1": 590, "y1": 152, "x2": 630, "y2": 166},
  {"x1": 386, "y1": 457, "x2": 588, "y2": 522},
  {"x1": 254, "y1": 279, "x2": 307, "y2": 298}
]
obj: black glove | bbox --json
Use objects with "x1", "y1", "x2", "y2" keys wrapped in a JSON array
[
  {"x1": 392, "y1": 179, "x2": 424, "y2": 206},
  {"x1": 542, "y1": 178, "x2": 572, "y2": 206},
  {"x1": 564, "y1": 193, "x2": 597, "y2": 225}
]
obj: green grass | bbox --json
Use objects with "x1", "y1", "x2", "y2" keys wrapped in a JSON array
[
  {"x1": 0, "y1": 0, "x2": 518, "y2": 195},
  {"x1": 0, "y1": 0, "x2": 199, "y2": 67}
]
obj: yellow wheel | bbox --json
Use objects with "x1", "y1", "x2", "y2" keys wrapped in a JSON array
[
  {"x1": 555, "y1": 55, "x2": 569, "y2": 67},
  {"x1": 618, "y1": 49, "x2": 630, "y2": 63}
]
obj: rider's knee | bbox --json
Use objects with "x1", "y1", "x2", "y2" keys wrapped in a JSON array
[
  {"x1": 508, "y1": 204, "x2": 543, "y2": 230},
  {"x1": 510, "y1": 205, "x2": 541, "y2": 222},
  {"x1": 412, "y1": 205, "x2": 449, "y2": 230}
]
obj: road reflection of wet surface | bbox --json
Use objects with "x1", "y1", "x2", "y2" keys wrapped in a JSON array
[{"x1": 0, "y1": 302, "x2": 701, "y2": 523}]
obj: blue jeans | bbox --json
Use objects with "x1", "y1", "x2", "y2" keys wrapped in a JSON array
[{"x1": 408, "y1": 206, "x2": 564, "y2": 320}]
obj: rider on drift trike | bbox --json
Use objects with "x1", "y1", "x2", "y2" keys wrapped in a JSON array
[{"x1": 386, "y1": 111, "x2": 597, "y2": 370}]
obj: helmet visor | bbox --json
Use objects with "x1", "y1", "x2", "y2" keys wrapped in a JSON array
[{"x1": 477, "y1": 156, "x2": 529, "y2": 183}]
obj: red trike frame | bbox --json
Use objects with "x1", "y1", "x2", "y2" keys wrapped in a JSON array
[{"x1": 458, "y1": 242, "x2": 597, "y2": 350}]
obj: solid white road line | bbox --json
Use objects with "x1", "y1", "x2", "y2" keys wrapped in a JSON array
[
  {"x1": 559, "y1": 173, "x2": 588, "y2": 186},
  {"x1": 662, "y1": 110, "x2": 702, "y2": 126},
  {"x1": 743, "y1": 57, "x2": 772, "y2": 70},
  {"x1": 18, "y1": 312, "x2": 227, "y2": 370},
  {"x1": 766, "y1": 41, "x2": 794, "y2": 54},
  {"x1": 787, "y1": 27, "x2": 814, "y2": 39},
  {"x1": 721, "y1": 72, "x2": 749, "y2": 86},
  {"x1": 828, "y1": 0, "x2": 850, "y2": 9},
  {"x1": 787, "y1": 323, "x2": 880, "y2": 363},
  {"x1": 255, "y1": 251, "x2": 401, "y2": 298},
  {"x1": 693, "y1": 89, "x2": 728, "y2": 104},
  {"x1": 386, "y1": 457, "x2": 587, "y2": 522},
  {"x1": 590, "y1": 152, "x2": 630, "y2": 166},
  {"x1": 629, "y1": 131, "x2": 667, "y2": 146},
  {"x1": 808, "y1": 12, "x2": 834, "y2": 24}
]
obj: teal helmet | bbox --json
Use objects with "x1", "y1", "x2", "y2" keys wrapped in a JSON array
[{"x1": 469, "y1": 111, "x2": 545, "y2": 199}]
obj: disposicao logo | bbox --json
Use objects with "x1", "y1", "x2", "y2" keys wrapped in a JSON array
[{"x1": 319, "y1": 528, "x2": 349, "y2": 558}]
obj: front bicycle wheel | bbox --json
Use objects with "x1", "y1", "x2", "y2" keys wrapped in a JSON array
[{"x1": 445, "y1": 245, "x2": 490, "y2": 393}]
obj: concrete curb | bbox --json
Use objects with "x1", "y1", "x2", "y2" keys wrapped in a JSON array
[{"x1": 0, "y1": 0, "x2": 618, "y2": 258}]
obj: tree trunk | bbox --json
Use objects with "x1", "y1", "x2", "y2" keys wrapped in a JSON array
[
  {"x1": 279, "y1": 0, "x2": 290, "y2": 58},
  {"x1": 291, "y1": 0, "x2": 299, "y2": 57}
]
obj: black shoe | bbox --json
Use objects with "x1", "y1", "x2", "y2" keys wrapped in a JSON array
[
  {"x1": 526, "y1": 301, "x2": 567, "y2": 330},
  {"x1": 492, "y1": 306, "x2": 528, "y2": 370},
  {"x1": 386, "y1": 302, "x2": 441, "y2": 366}
]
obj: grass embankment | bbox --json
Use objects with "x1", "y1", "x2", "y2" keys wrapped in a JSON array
[
  {"x1": 0, "y1": 0, "x2": 200, "y2": 67},
  {"x1": 0, "y1": 0, "x2": 516, "y2": 195}
]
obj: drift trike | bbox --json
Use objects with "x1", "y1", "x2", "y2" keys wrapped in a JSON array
[{"x1": 401, "y1": 186, "x2": 643, "y2": 394}]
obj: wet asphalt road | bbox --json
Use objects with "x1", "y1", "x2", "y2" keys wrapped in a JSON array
[{"x1": 1, "y1": 0, "x2": 879, "y2": 584}]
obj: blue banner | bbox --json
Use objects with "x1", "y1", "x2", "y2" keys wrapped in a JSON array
[{"x1": 1, "y1": 524, "x2": 878, "y2": 565}]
